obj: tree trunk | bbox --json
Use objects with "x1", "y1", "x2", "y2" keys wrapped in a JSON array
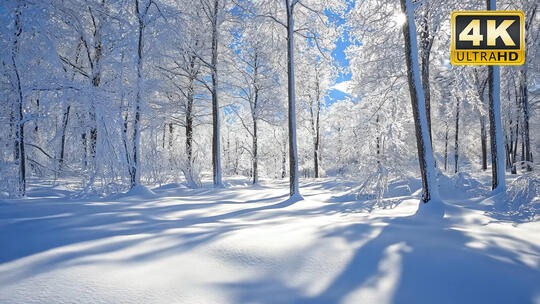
[
  {"x1": 281, "y1": 136, "x2": 287, "y2": 179},
  {"x1": 186, "y1": 91, "x2": 194, "y2": 176},
  {"x1": 521, "y1": 4, "x2": 536, "y2": 171},
  {"x1": 312, "y1": 71, "x2": 321, "y2": 178},
  {"x1": 521, "y1": 135, "x2": 525, "y2": 163},
  {"x1": 485, "y1": 1, "x2": 505, "y2": 191},
  {"x1": 34, "y1": 96, "x2": 39, "y2": 135},
  {"x1": 520, "y1": 69, "x2": 532, "y2": 171},
  {"x1": 401, "y1": 0, "x2": 439, "y2": 203},
  {"x1": 59, "y1": 105, "x2": 71, "y2": 169},
  {"x1": 506, "y1": 90, "x2": 517, "y2": 173},
  {"x1": 480, "y1": 117, "x2": 487, "y2": 170},
  {"x1": 132, "y1": 0, "x2": 145, "y2": 188},
  {"x1": 12, "y1": 1, "x2": 26, "y2": 196},
  {"x1": 444, "y1": 120, "x2": 449, "y2": 172},
  {"x1": 252, "y1": 119, "x2": 258, "y2": 184},
  {"x1": 122, "y1": 111, "x2": 132, "y2": 181},
  {"x1": 486, "y1": 0, "x2": 506, "y2": 192},
  {"x1": 251, "y1": 54, "x2": 260, "y2": 184},
  {"x1": 376, "y1": 115, "x2": 381, "y2": 165},
  {"x1": 473, "y1": 68, "x2": 488, "y2": 172},
  {"x1": 9, "y1": 104, "x2": 17, "y2": 161},
  {"x1": 286, "y1": 0, "x2": 300, "y2": 197},
  {"x1": 487, "y1": 63, "x2": 505, "y2": 191},
  {"x1": 511, "y1": 118, "x2": 519, "y2": 174},
  {"x1": 454, "y1": 97, "x2": 460, "y2": 173},
  {"x1": 89, "y1": 112, "x2": 97, "y2": 162},
  {"x1": 185, "y1": 55, "x2": 197, "y2": 183},
  {"x1": 211, "y1": 0, "x2": 222, "y2": 187},
  {"x1": 514, "y1": 126, "x2": 519, "y2": 169},
  {"x1": 168, "y1": 123, "x2": 173, "y2": 149},
  {"x1": 233, "y1": 140, "x2": 239, "y2": 175},
  {"x1": 315, "y1": 97, "x2": 320, "y2": 178},
  {"x1": 81, "y1": 130, "x2": 88, "y2": 170},
  {"x1": 420, "y1": 9, "x2": 433, "y2": 142},
  {"x1": 161, "y1": 123, "x2": 166, "y2": 149}
]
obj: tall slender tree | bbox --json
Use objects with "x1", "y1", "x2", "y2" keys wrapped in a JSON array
[
  {"x1": 11, "y1": 0, "x2": 26, "y2": 196},
  {"x1": 486, "y1": 0, "x2": 506, "y2": 192},
  {"x1": 400, "y1": 0, "x2": 439, "y2": 203},
  {"x1": 520, "y1": 2, "x2": 537, "y2": 171}
]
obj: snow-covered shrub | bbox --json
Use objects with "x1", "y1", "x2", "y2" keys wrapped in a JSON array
[
  {"x1": 504, "y1": 172, "x2": 540, "y2": 221},
  {"x1": 354, "y1": 166, "x2": 389, "y2": 202}
]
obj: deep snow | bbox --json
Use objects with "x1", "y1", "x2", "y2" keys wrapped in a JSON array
[{"x1": 0, "y1": 176, "x2": 539, "y2": 304}]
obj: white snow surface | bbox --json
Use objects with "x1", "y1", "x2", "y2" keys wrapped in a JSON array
[{"x1": 1, "y1": 177, "x2": 539, "y2": 304}]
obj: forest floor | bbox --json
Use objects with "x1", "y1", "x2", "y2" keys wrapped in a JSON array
[{"x1": 1, "y1": 175, "x2": 540, "y2": 304}]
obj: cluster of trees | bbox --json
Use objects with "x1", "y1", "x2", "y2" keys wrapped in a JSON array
[
  {"x1": 0, "y1": 0, "x2": 342, "y2": 197},
  {"x1": 0, "y1": 0, "x2": 538, "y2": 203},
  {"x1": 346, "y1": 0, "x2": 538, "y2": 202}
]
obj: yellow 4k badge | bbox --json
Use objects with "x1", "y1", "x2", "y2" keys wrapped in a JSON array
[{"x1": 451, "y1": 11, "x2": 525, "y2": 65}]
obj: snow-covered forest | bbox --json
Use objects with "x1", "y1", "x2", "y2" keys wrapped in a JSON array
[{"x1": 1, "y1": 0, "x2": 539, "y2": 303}]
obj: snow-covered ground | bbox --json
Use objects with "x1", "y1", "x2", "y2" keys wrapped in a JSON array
[{"x1": 1, "y1": 177, "x2": 539, "y2": 304}]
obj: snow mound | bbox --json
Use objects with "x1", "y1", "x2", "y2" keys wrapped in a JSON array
[
  {"x1": 504, "y1": 172, "x2": 540, "y2": 221},
  {"x1": 123, "y1": 185, "x2": 157, "y2": 199},
  {"x1": 414, "y1": 198, "x2": 445, "y2": 220},
  {"x1": 438, "y1": 172, "x2": 488, "y2": 198},
  {"x1": 154, "y1": 183, "x2": 183, "y2": 190}
]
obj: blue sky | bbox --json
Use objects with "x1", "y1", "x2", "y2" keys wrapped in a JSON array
[
  {"x1": 325, "y1": 0, "x2": 355, "y2": 106},
  {"x1": 228, "y1": 1, "x2": 356, "y2": 107}
]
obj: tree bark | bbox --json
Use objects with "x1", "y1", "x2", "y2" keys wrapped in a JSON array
[
  {"x1": 186, "y1": 91, "x2": 194, "y2": 175},
  {"x1": 122, "y1": 111, "x2": 132, "y2": 181},
  {"x1": 210, "y1": 0, "x2": 223, "y2": 187},
  {"x1": 81, "y1": 130, "x2": 88, "y2": 170},
  {"x1": 376, "y1": 115, "x2": 381, "y2": 165},
  {"x1": 251, "y1": 53, "x2": 260, "y2": 184},
  {"x1": 168, "y1": 123, "x2": 173, "y2": 149},
  {"x1": 513, "y1": 121, "x2": 519, "y2": 174},
  {"x1": 315, "y1": 96, "x2": 320, "y2": 178},
  {"x1": 131, "y1": 0, "x2": 146, "y2": 188},
  {"x1": 473, "y1": 68, "x2": 488, "y2": 171},
  {"x1": 59, "y1": 105, "x2": 71, "y2": 169},
  {"x1": 252, "y1": 119, "x2": 258, "y2": 184},
  {"x1": 486, "y1": 0, "x2": 506, "y2": 192},
  {"x1": 310, "y1": 70, "x2": 321, "y2": 178},
  {"x1": 286, "y1": 0, "x2": 300, "y2": 197},
  {"x1": 12, "y1": 0, "x2": 26, "y2": 196},
  {"x1": 480, "y1": 117, "x2": 487, "y2": 170},
  {"x1": 444, "y1": 120, "x2": 449, "y2": 172},
  {"x1": 487, "y1": 65, "x2": 505, "y2": 191},
  {"x1": 281, "y1": 136, "x2": 287, "y2": 179},
  {"x1": 420, "y1": 8, "x2": 434, "y2": 142},
  {"x1": 521, "y1": 4, "x2": 536, "y2": 171},
  {"x1": 454, "y1": 98, "x2": 460, "y2": 173},
  {"x1": 401, "y1": 0, "x2": 438, "y2": 203},
  {"x1": 87, "y1": 4, "x2": 103, "y2": 166},
  {"x1": 520, "y1": 69, "x2": 532, "y2": 171}
]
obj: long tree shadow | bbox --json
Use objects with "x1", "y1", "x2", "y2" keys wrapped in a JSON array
[
  {"x1": 0, "y1": 186, "x2": 297, "y2": 285},
  {"x1": 3, "y1": 182, "x2": 540, "y2": 303},
  {"x1": 221, "y1": 206, "x2": 540, "y2": 304}
]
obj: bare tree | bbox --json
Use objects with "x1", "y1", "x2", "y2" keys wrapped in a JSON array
[
  {"x1": 11, "y1": 0, "x2": 26, "y2": 196},
  {"x1": 454, "y1": 97, "x2": 460, "y2": 173},
  {"x1": 520, "y1": 2, "x2": 537, "y2": 171},
  {"x1": 307, "y1": 67, "x2": 323, "y2": 178},
  {"x1": 131, "y1": 0, "x2": 150, "y2": 188},
  {"x1": 473, "y1": 68, "x2": 488, "y2": 171}
]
